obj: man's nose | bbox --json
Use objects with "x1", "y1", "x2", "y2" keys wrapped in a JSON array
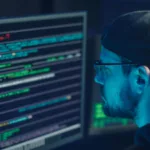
[{"x1": 94, "y1": 66, "x2": 105, "y2": 85}]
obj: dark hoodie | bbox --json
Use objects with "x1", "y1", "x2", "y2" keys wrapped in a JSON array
[{"x1": 125, "y1": 124, "x2": 150, "y2": 150}]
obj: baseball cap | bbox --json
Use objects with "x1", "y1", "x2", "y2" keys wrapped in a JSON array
[{"x1": 101, "y1": 10, "x2": 150, "y2": 64}]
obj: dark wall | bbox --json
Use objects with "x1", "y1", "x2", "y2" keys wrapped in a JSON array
[
  {"x1": 0, "y1": 0, "x2": 42, "y2": 17},
  {"x1": 53, "y1": 0, "x2": 101, "y2": 35},
  {"x1": 0, "y1": 0, "x2": 150, "y2": 34},
  {"x1": 102, "y1": 0, "x2": 150, "y2": 30}
]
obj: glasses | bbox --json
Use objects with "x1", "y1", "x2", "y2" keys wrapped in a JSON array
[{"x1": 94, "y1": 60, "x2": 137, "y2": 84}]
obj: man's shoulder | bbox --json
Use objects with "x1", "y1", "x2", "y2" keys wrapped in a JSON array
[
  {"x1": 124, "y1": 145, "x2": 146, "y2": 150},
  {"x1": 125, "y1": 124, "x2": 150, "y2": 150},
  {"x1": 134, "y1": 124, "x2": 150, "y2": 149}
]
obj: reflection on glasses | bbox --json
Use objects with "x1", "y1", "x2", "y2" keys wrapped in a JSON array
[
  {"x1": 94, "y1": 60, "x2": 136, "y2": 66},
  {"x1": 94, "y1": 60, "x2": 137, "y2": 83}
]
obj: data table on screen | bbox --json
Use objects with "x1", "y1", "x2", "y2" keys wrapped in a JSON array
[{"x1": 0, "y1": 12, "x2": 86, "y2": 150}]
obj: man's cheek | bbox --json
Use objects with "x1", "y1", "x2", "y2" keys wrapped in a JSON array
[
  {"x1": 105, "y1": 80, "x2": 118, "y2": 100},
  {"x1": 104, "y1": 81, "x2": 113, "y2": 99}
]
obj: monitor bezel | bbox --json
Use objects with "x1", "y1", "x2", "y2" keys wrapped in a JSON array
[{"x1": 1, "y1": 11, "x2": 87, "y2": 150}]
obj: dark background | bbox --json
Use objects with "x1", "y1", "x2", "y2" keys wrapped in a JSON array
[{"x1": 0, "y1": 0, "x2": 150, "y2": 149}]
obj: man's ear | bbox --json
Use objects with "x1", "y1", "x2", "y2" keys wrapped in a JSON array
[{"x1": 130, "y1": 66, "x2": 150, "y2": 95}]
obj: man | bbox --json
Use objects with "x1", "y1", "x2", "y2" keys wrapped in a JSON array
[{"x1": 94, "y1": 11, "x2": 150, "y2": 150}]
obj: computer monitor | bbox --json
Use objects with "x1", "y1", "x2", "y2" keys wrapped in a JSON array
[
  {"x1": 88, "y1": 35, "x2": 136, "y2": 135},
  {"x1": 0, "y1": 12, "x2": 87, "y2": 150}
]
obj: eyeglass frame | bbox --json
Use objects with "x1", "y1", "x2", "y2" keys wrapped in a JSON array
[
  {"x1": 94, "y1": 60, "x2": 138, "y2": 66},
  {"x1": 94, "y1": 60, "x2": 141, "y2": 82}
]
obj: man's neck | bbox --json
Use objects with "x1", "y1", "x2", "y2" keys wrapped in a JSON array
[{"x1": 135, "y1": 89, "x2": 150, "y2": 128}]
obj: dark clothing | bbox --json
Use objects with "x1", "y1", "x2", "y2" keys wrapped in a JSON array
[
  {"x1": 125, "y1": 145, "x2": 146, "y2": 150},
  {"x1": 125, "y1": 124, "x2": 150, "y2": 150},
  {"x1": 101, "y1": 11, "x2": 150, "y2": 65}
]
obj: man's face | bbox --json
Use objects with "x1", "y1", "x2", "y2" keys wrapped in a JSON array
[{"x1": 94, "y1": 45, "x2": 137, "y2": 118}]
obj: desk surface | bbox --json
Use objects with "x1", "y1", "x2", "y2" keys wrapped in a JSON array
[{"x1": 56, "y1": 128, "x2": 136, "y2": 150}]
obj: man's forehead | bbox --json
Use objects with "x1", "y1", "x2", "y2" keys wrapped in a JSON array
[{"x1": 100, "y1": 45, "x2": 121, "y2": 63}]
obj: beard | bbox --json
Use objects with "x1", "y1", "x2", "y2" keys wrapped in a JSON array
[
  {"x1": 102, "y1": 102, "x2": 112, "y2": 116},
  {"x1": 101, "y1": 79, "x2": 140, "y2": 119},
  {"x1": 119, "y1": 79, "x2": 140, "y2": 119}
]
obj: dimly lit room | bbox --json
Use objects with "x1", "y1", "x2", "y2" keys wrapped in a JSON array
[{"x1": 1, "y1": 0, "x2": 150, "y2": 150}]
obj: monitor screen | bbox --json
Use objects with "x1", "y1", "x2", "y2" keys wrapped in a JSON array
[
  {"x1": 0, "y1": 12, "x2": 87, "y2": 150},
  {"x1": 89, "y1": 36, "x2": 136, "y2": 135}
]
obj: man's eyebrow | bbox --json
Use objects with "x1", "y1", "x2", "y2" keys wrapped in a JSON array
[
  {"x1": 100, "y1": 59, "x2": 121, "y2": 64},
  {"x1": 100, "y1": 59, "x2": 111, "y2": 63}
]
